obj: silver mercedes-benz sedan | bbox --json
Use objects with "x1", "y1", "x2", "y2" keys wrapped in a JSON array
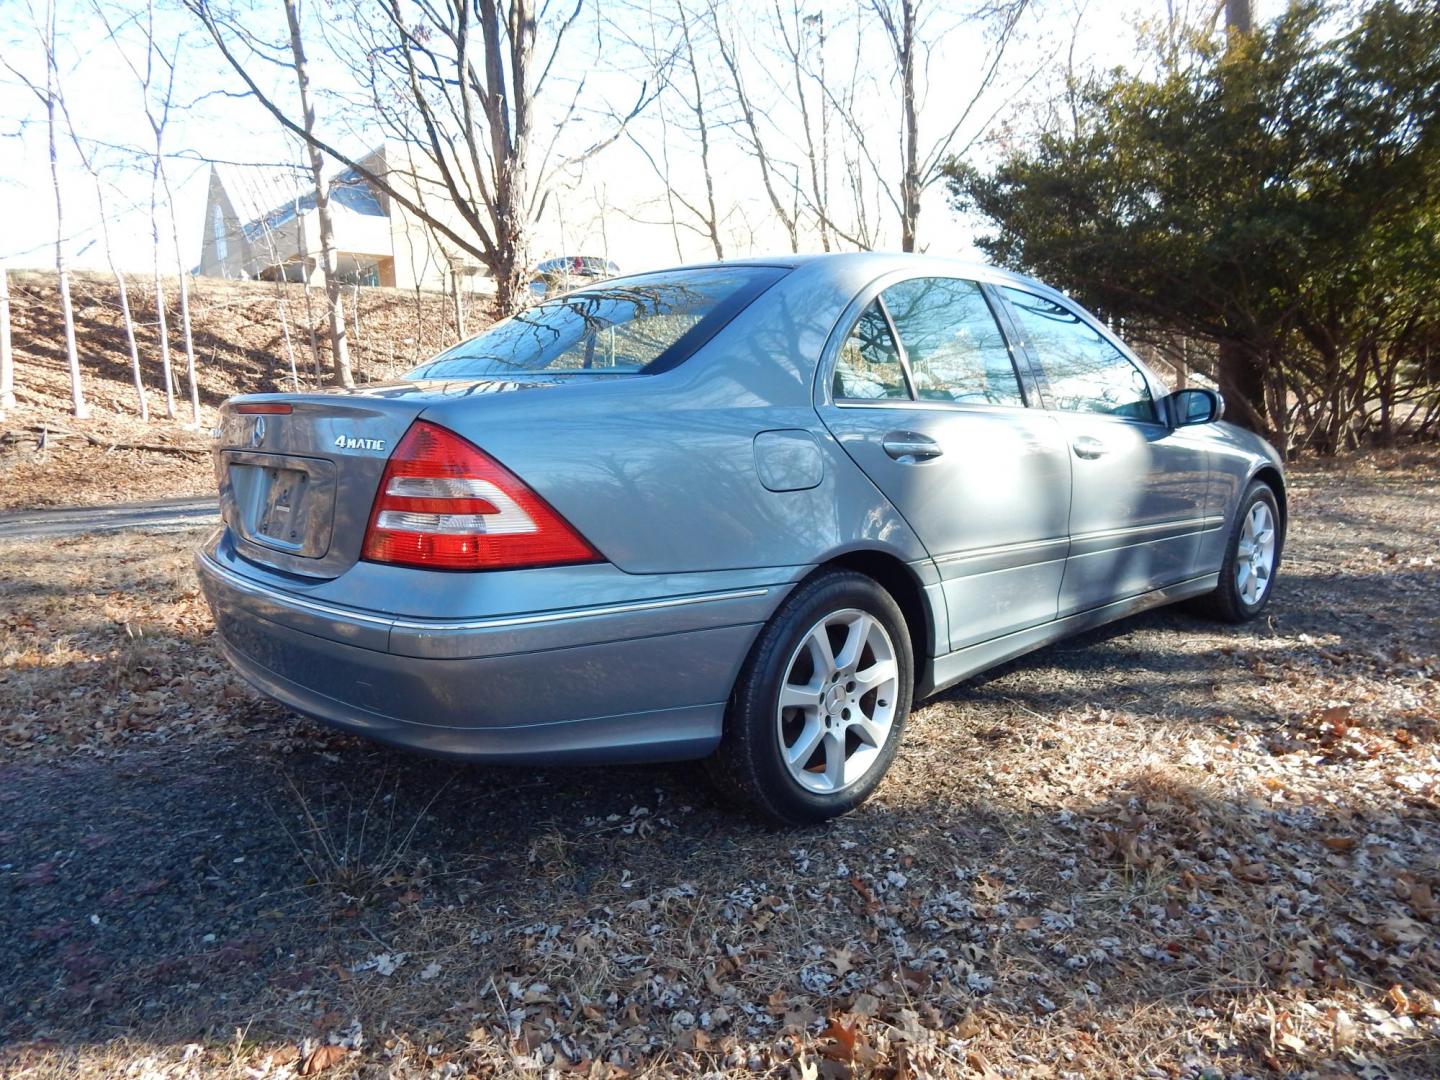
[{"x1": 197, "y1": 253, "x2": 1285, "y2": 824}]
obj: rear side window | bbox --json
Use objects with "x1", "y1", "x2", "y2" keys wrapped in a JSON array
[
  {"x1": 408, "y1": 266, "x2": 786, "y2": 380},
  {"x1": 833, "y1": 301, "x2": 909, "y2": 400},
  {"x1": 1000, "y1": 287, "x2": 1157, "y2": 422},
  {"x1": 881, "y1": 277, "x2": 1024, "y2": 406}
]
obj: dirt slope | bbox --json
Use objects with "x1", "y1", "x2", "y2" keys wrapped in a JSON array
[{"x1": 0, "y1": 270, "x2": 483, "y2": 509}]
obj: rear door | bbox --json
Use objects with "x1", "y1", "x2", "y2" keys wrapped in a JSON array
[
  {"x1": 816, "y1": 275, "x2": 1072, "y2": 652},
  {"x1": 994, "y1": 286, "x2": 1210, "y2": 616}
]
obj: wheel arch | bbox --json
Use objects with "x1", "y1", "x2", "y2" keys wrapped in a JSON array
[
  {"x1": 807, "y1": 548, "x2": 933, "y2": 689},
  {"x1": 1250, "y1": 464, "x2": 1288, "y2": 532}
]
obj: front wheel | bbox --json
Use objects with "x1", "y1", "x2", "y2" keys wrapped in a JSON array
[
  {"x1": 1202, "y1": 480, "x2": 1284, "y2": 623},
  {"x1": 707, "y1": 569, "x2": 913, "y2": 825}
]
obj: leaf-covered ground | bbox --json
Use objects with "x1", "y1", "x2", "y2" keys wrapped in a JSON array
[{"x1": 0, "y1": 452, "x2": 1437, "y2": 1079}]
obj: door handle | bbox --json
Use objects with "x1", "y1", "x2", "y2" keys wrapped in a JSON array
[
  {"x1": 882, "y1": 432, "x2": 943, "y2": 462},
  {"x1": 1072, "y1": 435, "x2": 1107, "y2": 459}
]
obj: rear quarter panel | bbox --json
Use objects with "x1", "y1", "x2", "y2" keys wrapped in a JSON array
[{"x1": 416, "y1": 261, "x2": 929, "y2": 575}]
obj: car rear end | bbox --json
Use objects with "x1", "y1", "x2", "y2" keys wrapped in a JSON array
[{"x1": 196, "y1": 266, "x2": 801, "y2": 764}]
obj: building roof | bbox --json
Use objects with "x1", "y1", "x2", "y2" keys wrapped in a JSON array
[{"x1": 210, "y1": 161, "x2": 387, "y2": 243}]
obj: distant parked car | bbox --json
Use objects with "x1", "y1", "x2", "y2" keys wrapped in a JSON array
[
  {"x1": 528, "y1": 255, "x2": 620, "y2": 298},
  {"x1": 198, "y1": 253, "x2": 1285, "y2": 824}
]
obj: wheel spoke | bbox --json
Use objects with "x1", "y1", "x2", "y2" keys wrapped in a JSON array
[
  {"x1": 776, "y1": 606, "x2": 900, "y2": 795},
  {"x1": 804, "y1": 625, "x2": 837, "y2": 678},
  {"x1": 822, "y1": 730, "x2": 846, "y2": 787},
  {"x1": 779, "y1": 680, "x2": 823, "y2": 711},
  {"x1": 849, "y1": 714, "x2": 887, "y2": 748},
  {"x1": 853, "y1": 658, "x2": 897, "y2": 693},
  {"x1": 786, "y1": 716, "x2": 825, "y2": 767},
  {"x1": 833, "y1": 613, "x2": 870, "y2": 671}
]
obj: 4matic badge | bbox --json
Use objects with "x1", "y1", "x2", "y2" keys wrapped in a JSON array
[{"x1": 334, "y1": 434, "x2": 387, "y2": 452}]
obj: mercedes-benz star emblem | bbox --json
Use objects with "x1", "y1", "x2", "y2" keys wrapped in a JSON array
[{"x1": 250, "y1": 416, "x2": 266, "y2": 448}]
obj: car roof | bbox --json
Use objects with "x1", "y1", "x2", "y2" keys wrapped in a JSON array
[{"x1": 612, "y1": 251, "x2": 1055, "y2": 296}]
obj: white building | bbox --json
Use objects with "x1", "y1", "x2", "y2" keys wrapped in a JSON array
[{"x1": 196, "y1": 146, "x2": 491, "y2": 294}]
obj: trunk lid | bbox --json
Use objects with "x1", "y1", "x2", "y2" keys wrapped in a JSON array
[
  {"x1": 215, "y1": 385, "x2": 437, "y2": 579},
  {"x1": 215, "y1": 377, "x2": 621, "y2": 579}
]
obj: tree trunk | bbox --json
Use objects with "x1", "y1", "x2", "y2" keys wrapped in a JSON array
[
  {"x1": 150, "y1": 171, "x2": 177, "y2": 418},
  {"x1": 276, "y1": 297, "x2": 300, "y2": 391},
  {"x1": 293, "y1": 189, "x2": 323, "y2": 385},
  {"x1": 1218, "y1": 339, "x2": 1267, "y2": 435},
  {"x1": 451, "y1": 269, "x2": 466, "y2": 339},
  {"x1": 1215, "y1": 0, "x2": 1266, "y2": 434},
  {"x1": 1224, "y1": 0, "x2": 1252, "y2": 35},
  {"x1": 0, "y1": 268, "x2": 15, "y2": 412},
  {"x1": 283, "y1": 0, "x2": 353, "y2": 388},
  {"x1": 46, "y1": 73, "x2": 88, "y2": 419},
  {"x1": 898, "y1": 0, "x2": 920, "y2": 252},
  {"x1": 161, "y1": 164, "x2": 200, "y2": 424}
]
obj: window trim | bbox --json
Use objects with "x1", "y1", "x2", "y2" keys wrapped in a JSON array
[
  {"x1": 823, "y1": 272, "x2": 1038, "y2": 411},
  {"x1": 991, "y1": 285, "x2": 1170, "y2": 428}
]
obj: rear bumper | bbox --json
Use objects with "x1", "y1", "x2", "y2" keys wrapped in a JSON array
[{"x1": 196, "y1": 545, "x2": 785, "y2": 764}]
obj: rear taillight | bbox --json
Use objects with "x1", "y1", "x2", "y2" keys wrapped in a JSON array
[{"x1": 361, "y1": 421, "x2": 600, "y2": 571}]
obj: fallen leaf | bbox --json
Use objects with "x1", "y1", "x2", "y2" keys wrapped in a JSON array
[
  {"x1": 299, "y1": 1044, "x2": 348, "y2": 1075},
  {"x1": 817, "y1": 1015, "x2": 858, "y2": 1061}
]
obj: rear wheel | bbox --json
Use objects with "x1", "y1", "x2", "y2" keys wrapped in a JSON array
[
  {"x1": 1202, "y1": 480, "x2": 1283, "y2": 622},
  {"x1": 708, "y1": 569, "x2": 913, "y2": 825}
]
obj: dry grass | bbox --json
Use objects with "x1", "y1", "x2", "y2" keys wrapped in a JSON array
[{"x1": 1, "y1": 454, "x2": 1437, "y2": 1079}]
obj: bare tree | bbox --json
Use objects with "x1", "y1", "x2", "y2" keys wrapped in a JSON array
[
  {"x1": 6, "y1": 0, "x2": 89, "y2": 418},
  {"x1": 0, "y1": 267, "x2": 14, "y2": 412},
  {"x1": 192, "y1": 0, "x2": 653, "y2": 316},
  {"x1": 93, "y1": 0, "x2": 181, "y2": 417},
  {"x1": 54, "y1": 89, "x2": 149, "y2": 419},
  {"x1": 283, "y1": 0, "x2": 352, "y2": 387},
  {"x1": 773, "y1": 2, "x2": 830, "y2": 250},
  {"x1": 624, "y1": 0, "x2": 728, "y2": 258},
  {"x1": 808, "y1": 0, "x2": 1031, "y2": 251},
  {"x1": 708, "y1": 1, "x2": 799, "y2": 252}
]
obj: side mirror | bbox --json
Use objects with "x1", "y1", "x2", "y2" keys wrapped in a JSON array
[{"x1": 1168, "y1": 387, "x2": 1223, "y2": 427}]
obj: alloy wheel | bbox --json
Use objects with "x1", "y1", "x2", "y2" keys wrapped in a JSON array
[
  {"x1": 1236, "y1": 501, "x2": 1277, "y2": 606},
  {"x1": 775, "y1": 608, "x2": 900, "y2": 794}
]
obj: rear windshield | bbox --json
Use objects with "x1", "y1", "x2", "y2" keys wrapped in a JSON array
[{"x1": 406, "y1": 266, "x2": 786, "y2": 380}]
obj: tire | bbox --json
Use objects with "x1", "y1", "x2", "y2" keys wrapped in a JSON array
[
  {"x1": 1201, "y1": 480, "x2": 1284, "y2": 623},
  {"x1": 707, "y1": 569, "x2": 914, "y2": 825}
]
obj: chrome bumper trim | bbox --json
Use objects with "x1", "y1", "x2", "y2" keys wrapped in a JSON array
[{"x1": 196, "y1": 550, "x2": 769, "y2": 632}]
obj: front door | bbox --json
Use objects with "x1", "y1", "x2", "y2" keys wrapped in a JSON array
[
  {"x1": 817, "y1": 276, "x2": 1073, "y2": 652},
  {"x1": 994, "y1": 286, "x2": 1211, "y2": 617}
]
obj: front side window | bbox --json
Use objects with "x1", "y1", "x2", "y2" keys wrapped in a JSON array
[
  {"x1": 408, "y1": 266, "x2": 785, "y2": 379},
  {"x1": 881, "y1": 277, "x2": 1024, "y2": 406},
  {"x1": 1000, "y1": 288, "x2": 1156, "y2": 422},
  {"x1": 833, "y1": 301, "x2": 908, "y2": 400}
]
